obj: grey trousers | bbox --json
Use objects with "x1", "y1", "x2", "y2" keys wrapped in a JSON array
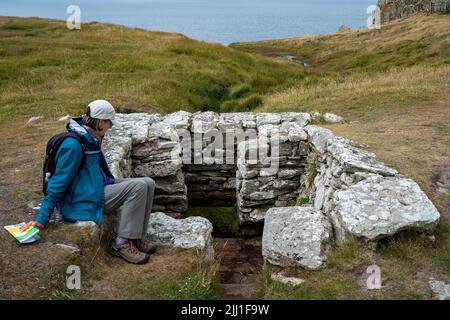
[{"x1": 104, "y1": 177, "x2": 156, "y2": 239}]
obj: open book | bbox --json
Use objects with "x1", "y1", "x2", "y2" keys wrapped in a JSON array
[{"x1": 4, "y1": 223, "x2": 40, "y2": 243}]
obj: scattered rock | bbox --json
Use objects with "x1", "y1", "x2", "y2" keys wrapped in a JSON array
[
  {"x1": 310, "y1": 112, "x2": 321, "y2": 122},
  {"x1": 337, "y1": 25, "x2": 352, "y2": 33},
  {"x1": 429, "y1": 279, "x2": 450, "y2": 300},
  {"x1": 270, "y1": 273, "x2": 305, "y2": 287},
  {"x1": 58, "y1": 115, "x2": 72, "y2": 123},
  {"x1": 27, "y1": 200, "x2": 41, "y2": 215},
  {"x1": 68, "y1": 221, "x2": 100, "y2": 244},
  {"x1": 323, "y1": 113, "x2": 345, "y2": 124},
  {"x1": 54, "y1": 243, "x2": 81, "y2": 254},
  {"x1": 262, "y1": 206, "x2": 332, "y2": 270},
  {"x1": 27, "y1": 116, "x2": 44, "y2": 125}
]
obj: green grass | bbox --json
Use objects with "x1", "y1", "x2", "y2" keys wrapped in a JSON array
[
  {"x1": 186, "y1": 207, "x2": 240, "y2": 236},
  {"x1": 126, "y1": 267, "x2": 222, "y2": 300},
  {"x1": 0, "y1": 16, "x2": 307, "y2": 123}
]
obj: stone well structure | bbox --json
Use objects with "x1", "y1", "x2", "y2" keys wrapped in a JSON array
[
  {"x1": 102, "y1": 111, "x2": 441, "y2": 269},
  {"x1": 103, "y1": 112, "x2": 313, "y2": 226}
]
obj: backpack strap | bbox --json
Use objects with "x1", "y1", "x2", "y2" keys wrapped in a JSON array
[{"x1": 43, "y1": 132, "x2": 88, "y2": 195}]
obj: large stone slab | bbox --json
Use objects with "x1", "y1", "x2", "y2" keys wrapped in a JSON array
[
  {"x1": 332, "y1": 174, "x2": 441, "y2": 241},
  {"x1": 133, "y1": 158, "x2": 182, "y2": 177},
  {"x1": 280, "y1": 112, "x2": 311, "y2": 127},
  {"x1": 304, "y1": 125, "x2": 334, "y2": 153},
  {"x1": 112, "y1": 113, "x2": 161, "y2": 145},
  {"x1": 262, "y1": 206, "x2": 332, "y2": 270},
  {"x1": 190, "y1": 111, "x2": 220, "y2": 133},
  {"x1": 102, "y1": 135, "x2": 132, "y2": 178},
  {"x1": 146, "y1": 212, "x2": 214, "y2": 262},
  {"x1": 326, "y1": 137, "x2": 397, "y2": 176}
]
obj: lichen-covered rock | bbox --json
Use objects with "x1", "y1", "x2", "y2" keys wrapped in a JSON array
[
  {"x1": 280, "y1": 112, "x2": 311, "y2": 126},
  {"x1": 162, "y1": 110, "x2": 192, "y2": 129},
  {"x1": 218, "y1": 112, "x2": 255, "y2": 131},
  {"x1": 326, "y1": 137, "x2": 397, "y2": 176},
  {"x1": 323, "y1": 113, "x2": 345, "y2": 124},
  {"x1": 146, "y1": 212, "x2": 214, "y2": 262},
  {"x1": 429, "y1": 278, "x2": 450, "y2": 300},
  {"x1": 112, "y1": 113, "x2": 161, "y2": 145},
  {"x1": 256, "y1": 113, "x2": 281, "y2": 126},
  {"x1": 148, "y1": 122, "x2": 179, "y2": 141},
  {"x1": 133, "y1": 158, "x2": 182, "y2": 177},
  {"x1": 332, "y1": 174, "x2": 440, "y2": 241},
  {"x1": 102, "y1": 135, "x2": 132, "y2": 178},
  {"x1": 304, "y1": 125, "x2": 334, "y2": 153},
  {"x1": 262, "y1": 206, "x2": 332, "y2": 270},
  {"x1": 190, "y1": 111, "x2": 219, "y2": 133},
  {"x1": 270, "y1": 273, "x2": 305, "y2": 287}
]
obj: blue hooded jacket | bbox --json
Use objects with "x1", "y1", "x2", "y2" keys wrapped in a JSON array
[{"x1": 35, "y1": 117, "x2": 115, "y2": 226}]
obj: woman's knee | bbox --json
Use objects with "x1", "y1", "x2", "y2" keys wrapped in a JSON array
[
  {"x1": 131, "y1": 179, "x2": 147, "y2": 192},
  {"x1": 141, "y1": 177, "x2": 156, "y2": 190}
]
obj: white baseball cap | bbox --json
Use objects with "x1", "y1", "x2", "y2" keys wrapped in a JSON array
[{"x1": 87, "y1": 100, "x2": 117, "y2": 125}]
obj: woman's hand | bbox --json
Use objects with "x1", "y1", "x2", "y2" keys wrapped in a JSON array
[{"x1": 20, "y1": 221, "x2": 44, "y2": 232}]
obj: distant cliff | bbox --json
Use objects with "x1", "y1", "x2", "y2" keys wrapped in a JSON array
[{"x1": 379, "y1": 0, "x2": 450, "y2": 23}]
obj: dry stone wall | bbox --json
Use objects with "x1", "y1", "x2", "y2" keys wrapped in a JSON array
[{"x1": 103, "y1": 111, "x2": 441, "y2": 270}]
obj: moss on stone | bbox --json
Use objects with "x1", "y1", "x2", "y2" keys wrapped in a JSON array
[{"x1": 186, "y1": 207, "x2": 240, "y2": 236}]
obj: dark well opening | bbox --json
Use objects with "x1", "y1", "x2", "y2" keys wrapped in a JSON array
[{"x1": 183, "y1": 163, "x2": 241, "y2": 238}]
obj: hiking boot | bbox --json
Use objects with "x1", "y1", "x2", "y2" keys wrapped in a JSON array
[
  {"x1": 134, "y1": 239, "x2": 158, "y2": 255},
  {"x1": 111, "y1": 241, "x2": 149, "y2": 264}
]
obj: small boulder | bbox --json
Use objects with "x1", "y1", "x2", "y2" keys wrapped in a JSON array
[
  {"x1": 27, "y1": 116, "x2": 44, "y2": 125},
  {"x1": 310, "y1": 112, "x2": 321, "y2": 122},
  {"x1": 54, "y1": 243, "x2": 81, "y2": 254},
  {"x1": 429, "y1": 279, "x2": 450, "y2": 300},
  {"x1": 146, "y1": 212, "x2": 214, "y2": 262},
  {"x1": 58, "y1": 115, "x2": 72, "y2": 123},
  {"x1": 270, "y1": 273, "x2": 305, "y2": 287},
  {"x1": 323, "y1": 113, "x2": 345, "y2": 124},
  {"x1": 262, "y1": 206, "x2": 332, "y2": 270},
  {"x1": 332, "y1": 174, "x2": 440, "y2": 241}
]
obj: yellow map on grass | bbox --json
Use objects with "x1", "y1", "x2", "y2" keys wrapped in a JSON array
[{"x1": 4, "y1": 223, "x2": 40, "y2": 244}]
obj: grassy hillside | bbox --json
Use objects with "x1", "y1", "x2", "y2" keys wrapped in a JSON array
[
  {"x1": 231, "y1": 14, "x2": 450, "y2": 73},
  {"x1": 230, "y1": 15, "x2": 450, "y2": 119},
  {"x1": 0, "y1": 16, "x2": 308, "y2": 122}
]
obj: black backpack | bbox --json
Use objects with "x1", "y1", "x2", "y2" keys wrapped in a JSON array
[{"x1": 42, "y1": 132, "x2": 87, "y2": 196}]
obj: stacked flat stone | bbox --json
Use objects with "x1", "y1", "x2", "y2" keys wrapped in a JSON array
[
  {"x1": 133, "y1": 121, "x2": 187, "y2": 215},
  {"x1": 181, "y1": 112, "x2": 237, "y2": 207},
  {"x1": 104, "y1": 113, "x2": 160, "y2": 178},
  {"x1": 236, "y1": 112, "x2": 312, "y2": 224}
]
